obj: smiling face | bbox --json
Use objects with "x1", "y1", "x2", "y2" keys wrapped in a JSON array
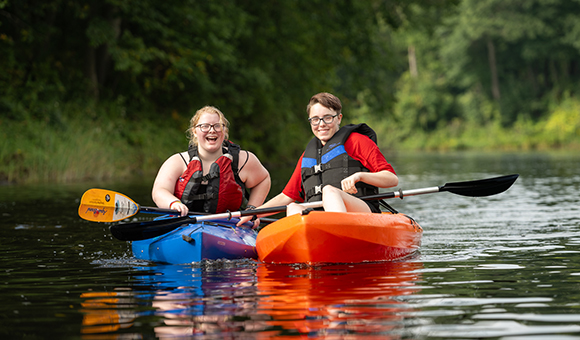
[
  {"x1": 187, "y1": 106, "x2": 230, "y2": 150},
  {"x1": 193, "y1": 112, "x2": 226, "y2": 153},
  {"x1": 309, "y1": 103, "x2": 342, "y2": 145}
]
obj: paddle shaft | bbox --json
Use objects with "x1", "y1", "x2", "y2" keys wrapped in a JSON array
[
  {"x1": 361, "y1": 186, "x2": 439, "y2": 200},
  {"x1": 169, "y1": 201, "x2": 325, "y2": 224},
  {"x1": 140, "y1": 206, "x2": 176, "y2": 215},
  {"x1": 108, "y1": 174, "x2": 519, "y2": 241},
  {"x1": 240, "y1": 186, "x2": 441, "y2": 218},
  {"x1": 109, "y1": 201, "x2": 325, "y2": 241},
  {"x1": 136, "y1": 205, "x2": 280, "y2": 223}
]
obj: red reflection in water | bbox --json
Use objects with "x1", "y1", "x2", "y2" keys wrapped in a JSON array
[{"x1": 257, "y1": 260, "x2": 422, "y2": 337}]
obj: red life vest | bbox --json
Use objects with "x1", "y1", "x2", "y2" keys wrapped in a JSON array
[{"x1": 174, "y1": 141, "x2": 246, "y2": 213}]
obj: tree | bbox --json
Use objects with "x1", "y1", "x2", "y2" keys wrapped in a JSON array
[
  {"x1": 438, "y1": 0, "x2": 580, "y2": 124},
  {"x1": 1, "y1": 0, "x2": 460, "y2": 162}
]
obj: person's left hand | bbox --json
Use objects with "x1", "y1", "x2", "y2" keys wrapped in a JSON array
[{"x1": 236, "y1": 215, "x2": 260, "y2": 229}]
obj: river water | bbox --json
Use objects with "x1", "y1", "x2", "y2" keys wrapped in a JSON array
[{"x1": 1, "y1": 151, "x2": 579, "y2": 339}]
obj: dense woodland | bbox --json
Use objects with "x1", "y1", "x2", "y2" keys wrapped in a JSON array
[{"x1": 1, "y1": 0, "x2": 579, "y2": 183}]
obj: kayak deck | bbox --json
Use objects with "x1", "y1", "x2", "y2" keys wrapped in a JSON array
[
  {"x1": 132, "y1": 219, "x2": 258, "y2": 264},
  {"x1": 256, "y1": 211, "x2": 422, "y2": 264}
]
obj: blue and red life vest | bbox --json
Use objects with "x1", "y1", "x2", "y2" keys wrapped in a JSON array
[{"x1": 300, "y1": 123, "x2": 380, "y2": 213}]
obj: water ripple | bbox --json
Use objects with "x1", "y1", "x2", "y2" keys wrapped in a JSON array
[{"x1": 412, "y1": 321, "x2": 580, "y2": 338}]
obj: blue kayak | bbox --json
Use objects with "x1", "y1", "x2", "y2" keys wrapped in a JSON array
[{"x1": 132, "y1": 218, "x2": 258, "y2": 264}]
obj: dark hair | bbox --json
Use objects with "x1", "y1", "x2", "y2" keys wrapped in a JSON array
[{"x1": 307, "y1": 92, "x2": 342, "y2": 115}]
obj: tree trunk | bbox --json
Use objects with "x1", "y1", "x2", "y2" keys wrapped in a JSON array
[
  {"x1": 408, "y1": 45, "x2": 418, "y2": 78},
  {"x1": 486, "y1": 37, "x2": 500, "y2": 101},
  {"x1": 527, "y1": 64, "x2": 538, "y2": 95},
  {"x1": 98, "y1": 17, "x2": 122, "y2": 86},
  {"x1": 549, "y1": 58, "x2": 559, "y2": 91},
  {"x1": 85, "y1": 5, "x2": 122, "y2": 101},
  {"x1": 86, "y1": 46, "x2": 99, "y2": 99}
]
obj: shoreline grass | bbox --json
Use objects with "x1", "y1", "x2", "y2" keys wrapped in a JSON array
[{"x1": 1, "y1": 99, "x2": 579, "y2": 185}]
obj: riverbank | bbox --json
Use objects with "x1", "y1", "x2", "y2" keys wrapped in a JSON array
[
  {"x1": 372, "y1": 95, "x2": 580, "y2": 153},
  {"x1": 0, "y1": 100, "x2": 185, "y2": 184},
  {"x1": 1, "y1": 99, "x2": 579, "y2": 185}
]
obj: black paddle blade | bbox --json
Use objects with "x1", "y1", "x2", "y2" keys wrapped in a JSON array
[
  {"x1": 440, "y1": 174, "x2": 519, "y2": 197},
  {"x1": 110, "y1": 216, "x2": 193, "y2": 241}
]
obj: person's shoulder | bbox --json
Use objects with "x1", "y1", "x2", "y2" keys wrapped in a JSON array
[
  {"x1": 237, "y1": 149, "x2": 265, "y2": 169},
  {"x1": 350, "y1": 131, "x2": 370, "y2": 138},
  {"x1": 158, "y1": 151, "x2": 188, "y2": 174},
  {"x1": 237, "y1": 149, "x2": 254, "y2": 160},
  {"x1": 345, "y1": 132, "x2": 381, "y2": 159},
  {"x1": 165, "y1": 151, "x2": 189, "y2": 165},
  {"x1": 174, "y1": 151, "x2": 189, "y2": 160},
  {"x1": 347, "y1": 132, "x2": 375, "y2": 145}
]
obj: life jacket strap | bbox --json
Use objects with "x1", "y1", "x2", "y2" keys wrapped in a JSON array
[
  {"x1": 305, "y1": 185, "x2": 323, "y2": 199},
  {"x1": 186, "y1": 192, "x2": 218, "y2": 202}
]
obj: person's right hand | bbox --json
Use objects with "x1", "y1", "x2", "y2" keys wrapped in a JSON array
[
  {"x1": 341, "y1": 172, "x2": 362, "y2": 194},
  {"x1": 170, "y1": 201, "x2": 189, "y2": 217}
]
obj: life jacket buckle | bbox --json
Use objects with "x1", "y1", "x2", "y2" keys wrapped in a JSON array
[
  {"x1": 313, "y1": 164, "x2": 322, "y2": 174},
  {"x1": 314, "y1": 185, "x2": 322, "y2": 194}
]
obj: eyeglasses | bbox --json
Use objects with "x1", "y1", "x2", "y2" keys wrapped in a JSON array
[
  {"x1": 195, "y1": 123, "x2": 224, "y2": 133},
  {"x1": 308, "y1": 114, "x2": 338, "y2": 126}
]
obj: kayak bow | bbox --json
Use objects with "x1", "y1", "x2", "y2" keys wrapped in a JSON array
[
  {"x1": 256, "y1": 211, "x2": 422, "y2": 264},
  {"x1": 132, "y1": 217, "x2": 258, "y2": 264}
]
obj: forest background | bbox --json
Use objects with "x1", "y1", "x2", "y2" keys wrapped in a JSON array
[{"x1": 1, "y1": 0, "x2": 579, "y2": 184}]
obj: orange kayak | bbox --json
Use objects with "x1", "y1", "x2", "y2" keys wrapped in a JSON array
[{"x1": 256, "y1": 211, "x2": 423, "y2": 264}]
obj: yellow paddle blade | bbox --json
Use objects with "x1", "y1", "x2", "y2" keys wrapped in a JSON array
[{"x1": 78, "y1": 188, "x2": 140, "y2": 222}]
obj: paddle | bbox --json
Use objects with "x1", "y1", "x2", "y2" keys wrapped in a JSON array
[
  {"x1": 361, "y1": 173, "x2": 520, "y2": 200},
  {"x1": 100, "y1": 174, "x2": 518, "y2": 241},
  {"x1": 79, "y1": 188, "x2": 278, "y2": 223},
  {"x1": 79, "y1": 188, "x2": 176, "y2": 223}
]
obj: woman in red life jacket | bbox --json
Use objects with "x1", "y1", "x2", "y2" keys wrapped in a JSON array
[
  {"x1": 239, "y1": 92, "x2": 398, "y2": 224},
  {"x1": 152, "y1": 106, "x2": 271, "y2": 228}
]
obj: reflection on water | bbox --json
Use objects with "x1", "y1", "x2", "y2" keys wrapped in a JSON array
[
  {"x1": 79, "y1": 259, "x2": 423, "y2": 338},
  {"x1": 80, "y1": 291, "x2": 136, "y2": 335},
  {"x1": 2, "y1": 151, "x2": 580, "y2": 338},
  {"x1": 256, "y1": 261, "x2": 422, "y2": 338}
]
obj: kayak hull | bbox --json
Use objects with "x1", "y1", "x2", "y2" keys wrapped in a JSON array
[
  {"x1": 132, "y1": 219, "x2": 258, "y2": 264},
  {"x1": 256, "y1": 211, "x2": 422, "y2": 264}
]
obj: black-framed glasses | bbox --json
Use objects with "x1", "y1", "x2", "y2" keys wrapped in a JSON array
[
  {"x1": 195, "y1": 123, "x2": 224, "y2": 133},
  {"x1": 308, "y1": 114, "x2": 338, "y2": 126}
]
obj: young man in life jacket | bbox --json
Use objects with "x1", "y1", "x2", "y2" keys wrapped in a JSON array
[
  {"x1": 239, "y1": 92, "x2": 398, "y2": 224},
  {"x1": 152, "y1": 106, "x2": 271, "y2": 228}
]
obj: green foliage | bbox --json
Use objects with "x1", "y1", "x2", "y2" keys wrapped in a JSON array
[
  {"x1": 393, "y1": 71, "x2": 457, "y2": 133},
  {"x1": 433, "y1": 0, "x2": 580, "y2": 123},
  {"x1": 541, "y1": 94, "x2": 580, "y2": 147},
  {"x1": 0, "y1": 100, "x2": 184, "y2": 183},
  {"x1": 2, "y1": 0, "x2": 580, "y2": 183}
]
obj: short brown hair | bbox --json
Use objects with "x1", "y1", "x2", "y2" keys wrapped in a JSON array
[{"x1": 307, "y1": 92, "x2": 342, "y2": 115}]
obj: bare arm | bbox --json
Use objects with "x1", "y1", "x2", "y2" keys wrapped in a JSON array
[
  {"x1": 237, "y1": 151, "x2": 271, "y2": 207},
  {"x1": 341, "y1": 170, "x2": 398, "y2": 194},
  {"x1": 151, "y1": 152, "x2": 188, "y2": 215},
  {"x1": 236, "y1": 192, "x2": 295, "y2": 227},
  {"x1": 259, "y1": 192, "x2": 296, "y2": 209}
]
